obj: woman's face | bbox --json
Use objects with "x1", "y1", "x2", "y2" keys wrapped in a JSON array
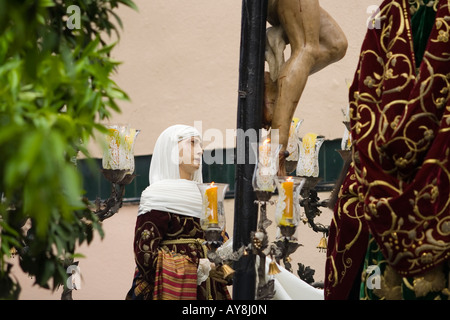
[{"x1": 178, "y1": 136, "x2": 203, "y2": 179}]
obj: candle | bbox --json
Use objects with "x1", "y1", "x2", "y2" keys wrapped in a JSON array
[
  {"x1": 103, "y1": 128, "x2": 120, "y2": 170},
  {"x1": 124, "y1": 128, "x2": 136, "y2": 151},
  {"x1": 103, "y1": 126, "x2": 138, "y2": 172},
  {"x1": 302, "y1": 133, "x2": 317, "y2": 155},
  {"x1": 259, "y1": 138, "x2": 271, "y2": 166},
  {"x1": 280, "y1": 177, "x2": 294, "y2": 226},
  {"x1": 341, "y1": 126, "x2": 352, "y2": 151},
  {"x1": 286, "y1": 118, "x2": 302, "y2": 161},
  {"x1": 206, "y1": 182, "x2": 218, "y2": 225},
  {"x1": 255, "y1": 138, "x2": 277, "y2": 192},
  {"x1": 298, "y1": 132, "x2": 321, "y2": 177}
]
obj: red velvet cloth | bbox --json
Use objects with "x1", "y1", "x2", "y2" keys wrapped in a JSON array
[
  {"x1": 325, "y1": 0, "x2": 450, "y2": 299},
  {"x1": 325, "y1": 163, "x2": 369, "y2": 299}
]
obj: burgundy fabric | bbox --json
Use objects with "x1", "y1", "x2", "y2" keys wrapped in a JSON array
[{"x1": 325, "y1": 0, "x2": 450, "y2": 299}]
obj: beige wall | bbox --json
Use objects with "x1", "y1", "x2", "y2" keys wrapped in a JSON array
[
  {"x1": 98, "y1": 0, "x2": 381, "y2": 156},
  {"x1": 9, "y1": 193, "x2": 333, "y2": 300},
  {"x1": 10, "y1": 0, "x2": 383, "y2": 299}
]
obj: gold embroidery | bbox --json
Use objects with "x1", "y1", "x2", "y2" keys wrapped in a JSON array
[
  {"x1": 326, "y1": 166, "x2": 367, "y2": 288},
  {"x1": 374, "y1": 265, "x2": 403, "y2": 300},
  {"x1": 413, "y1": 263, "x2": 446, "y2": 297},
  {"x1": 350, "y1": 0, "x2": 450, "y2": 276}
]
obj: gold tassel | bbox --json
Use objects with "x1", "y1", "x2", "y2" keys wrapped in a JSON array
[
  {"x1": 220, "y1": 264, "x2": 235, "y2": 280},
  {"x1": 317, "y1": 235, "x2": 327, "y2": 253},
  {"x1": 9, "y1": 247, "x2": 17, "y2": 258},
  {"x1": 268, "y1": 261, "x2": 281, "y2": 275}
]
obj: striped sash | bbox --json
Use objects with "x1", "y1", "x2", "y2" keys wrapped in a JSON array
[{"x1": 153, "y1": 238, "x2": 211, "y2": 300}]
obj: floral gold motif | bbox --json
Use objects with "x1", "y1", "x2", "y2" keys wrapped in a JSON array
[
  {"x1": 350, "y1": 0, "x2": 450, "y2": 277},
  {"x1": 413, "y1": 263, "x2": 446, "y2": 297}
]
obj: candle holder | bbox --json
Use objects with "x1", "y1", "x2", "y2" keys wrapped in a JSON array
[
  {"x1": 95, "y1": 125, "x2": 140, "y2": 221},
  {"x1": 251, "y1": 139, "x2": 282, "y2": 234},
  {"x1": 249, "y1": 139, "x2": 283, "y2": 300},
  {"x1": 273, "y1": 176, "x2": 306, "y2": 272},
  {"x1": 197, "y1": 182, "x2": 228, "y2": 243},
  {"x1": 298, "y1": 176, "x2": 329, "y2": 235},
  {"x1": 251, "y1": 195, "x2": 279, "y2": 300},
  {"x1": 296, "y1": 133, "x2": 325, "y2": 178},
  {"x1": 251, "y1": 139, "x2": 282, "y2": 196},
  {"x1": 197, "y1": 182, "x2": 242, "y2": 283},
  {"x1": 102, "y1": 125, "x2": 140, "y2": 175},
  {"x1": 288, "y1": 133, "x2": 330, "y2": 287},
  {"x1": 64, "y1": 125, "x2": 139, "y2": 300},
  {"x1": 274, "y1": 176, "x2": 305, "y2": 233},
  {"x1": 285, "y1": 118, "x2": 304, "y2": 174},
  {"x1": 341, "y1": 121, "x2": 352, "y2": 151},
  {"x1": 295, "y1": 132, "x2": 328, "y2": 234},
  {"x1": 247, "y1": 131, "x2": 333, "y2": 296}
]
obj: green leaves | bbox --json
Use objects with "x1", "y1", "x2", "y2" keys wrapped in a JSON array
[{"x1": 0, "y1": 0, "x2": 138, "y2": 297}]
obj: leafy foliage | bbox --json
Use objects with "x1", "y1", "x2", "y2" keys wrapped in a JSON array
[{"x1": 0, "y1": 0, "x2": 137, "y2": 298}]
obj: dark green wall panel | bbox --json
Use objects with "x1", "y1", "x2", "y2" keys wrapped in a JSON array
[{"x1": 78, "y1": 139, "x2": 345, "y2": 202}]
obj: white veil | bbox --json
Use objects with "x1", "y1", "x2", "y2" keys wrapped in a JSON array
[
  {"x1": 148, "y1": 125, "x2": 203, "y2": 184},
  {"x1": 138, "y1": 125, "x2": 203, "y2": 218}
]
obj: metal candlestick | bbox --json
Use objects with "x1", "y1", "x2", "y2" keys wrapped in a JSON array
[
  {"x1": 252, "y1": 191, "x2": 279, "y2": 300},
  {"x1": 299, "y1": 176, "x2": 329, "y2": 234},
  {"x1": 94, "y1": 169, "x2": 136, "y2": 221}
]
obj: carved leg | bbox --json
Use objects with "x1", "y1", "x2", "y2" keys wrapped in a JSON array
[
  {"x1": 270, "y1": 0, "x2": 321, "y2": 153},
  {"x1": 266, "y1": 1, "x2": 348, "y2": 153},
  {"x1": 263, "y1": 72, "x2": 278, "y2": 129},
  {"x1": 265, "y1": 25, "x2": 287, "y2": 82}
]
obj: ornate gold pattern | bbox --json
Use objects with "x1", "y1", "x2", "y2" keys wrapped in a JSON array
[
  {"x1": 412, "y1": 263, "x2": 446, "y2": 297},
  {"x1": 369, "y1": 263, "x2": 448, "y2": 300},
  {"x1": 350, "y1": 0, "x2": 450, "y2": 276},
  {"x1": 360, "y1": 237, "x2": 450, "y2": 299},
  {"x1": 374, "y1": 265, "x2": 403, "y2": 300},
  {"x1": 409, "y1": 0, "x2": 439, "y2": 15},
  {"x1": 325, "y1": 162, "x2": 368, "y2": 297}
]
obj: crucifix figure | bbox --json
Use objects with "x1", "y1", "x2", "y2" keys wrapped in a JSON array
[{"x1": 263, "y1": 0, "x2": 348, "y2": 174}]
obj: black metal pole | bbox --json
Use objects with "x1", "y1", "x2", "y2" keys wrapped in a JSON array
[{"x1": 232, "y1": 0, "x2": 267, "y2": 300}]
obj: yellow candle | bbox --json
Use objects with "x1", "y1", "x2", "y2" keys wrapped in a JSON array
[
  {"x1": 124, "y1": 128, "x2": 136, "y2": 151},
  {"x1": 105, "y1": 128, "x2": 120, "y2": 169},
  {"x1": 302, "y1": 133, "x2": 317, "y2": 155},
  {"x1": 280, "y1": 177, "x2": 294, "y2": 226},
  {"x1": 206, "y1": 182, "x2": 218, "y2": 225},
  {"x1": 286, "y1": 118, "x2": 301, "y2": 160}
]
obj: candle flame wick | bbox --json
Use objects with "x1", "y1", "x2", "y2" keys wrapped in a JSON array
[{"x1": 264, "y1": 138, "x2": 270, "y2": 144}]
